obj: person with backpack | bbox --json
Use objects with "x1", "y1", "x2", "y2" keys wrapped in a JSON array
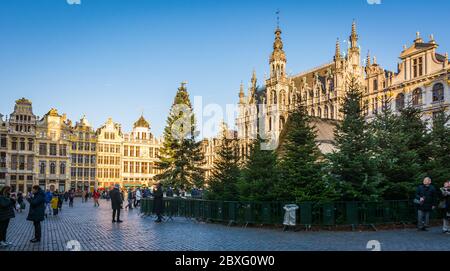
[{"x1": 415, "y1": 177, "x2": 438, "y2": 231}]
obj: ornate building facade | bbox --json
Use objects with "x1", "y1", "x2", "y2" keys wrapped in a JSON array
[
  {"x1": 7, "y1": 98, "x2": 37, "y2": 193},
  {"x1": 70, "y1": 116, "x2": 97, "y2": 192},
  {"x1": 96, "y1": 118, "x2": 123, "y2": 188},
  {"x1": 0, "y1": 114, "x2": 8, "y2": 187},
  {"x1": 122, "y1": 116, "x2": 162, "y2": 188},
  {"x1": 35, "y1": 109, "x2": 72, "y2": 192},
  {"x1": 236, "y1": 22, "x2": 450, "y2": 152}
]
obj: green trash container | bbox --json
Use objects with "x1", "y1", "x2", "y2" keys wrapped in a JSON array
[{"x1": 322, "y1": 203, "x2": 335, "y2": 226}]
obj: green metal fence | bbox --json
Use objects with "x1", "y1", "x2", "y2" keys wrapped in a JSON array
[{"x1": 141, "y1": 198, "x2": 432, "y2": 227}]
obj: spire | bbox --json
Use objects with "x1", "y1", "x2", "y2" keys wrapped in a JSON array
[
  {"x1": 239, "y1": 81, "x2": 245, "y2": 104},
  {"x1": 350, "y1": 20, "x2": 358, "y2": 49},
  {"x1": 366, "y1": 50, "x2": 371, "y2": 66},
  {"x1": 270, "y1": 27, "x2": 286, "y2": 63},
  {"x1": 373, "y1": 56, "x2": 377, "y2": 65},
  {"x1": 335, "y1": 38, "x2": 341, "y2": 60},
  {"x1": 251, "y1": 69, "x2": 257, "y2": 86}
]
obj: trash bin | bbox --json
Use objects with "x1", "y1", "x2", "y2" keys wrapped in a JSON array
[{"x1": 283, "y1": 204, "x2": 299, "y2": 226}]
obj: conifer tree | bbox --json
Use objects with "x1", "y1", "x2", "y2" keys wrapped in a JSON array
[
  {"x1": 237, "y1": 137, "x2": 279, "y2": 202},
  {"x1": 275, "y1": 105, "x2": 333, "y2": 202},
  {"x1": 328, "y1": 78, "x2": 382, "y2": 201},
  {"x1": 426, "y1": 108, "x2": 450, "y2": 185},
  {"x1": 155, "y1": 83, "x2": 205, "y2": 190},
  {"x1": 205, "y1": 128, "x2": 240, "y2": 201}
]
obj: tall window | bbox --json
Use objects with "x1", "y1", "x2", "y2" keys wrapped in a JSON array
[
  {"x1": 60, "y1": 163, "x2": 66, "y2": 175},
  {"x1": 50, "y1": 144, "x2": 57, "y2": 156},
  {"x1": 20, "y1": 139, "x2": 25, "y2": 151},
  {"x1": 373, "y1": 79, "x2": 378, "y2": 91},
  {"x1": 28, "y1": 139, "x2": 34, "y2": 151},
  {"x1": 432, "y1": 83, "x2": 444, "y2": 102},
  {"x1": 11, "y1": 138, "x2": 17, "y2": 150},
  {"x1": 413, "y1": 57, "x2": 423, "y2": 78},
  {"x1": 396, "y1": 93, "x2": 405, "y2": 111},
  {"x1": 40, "y1": 162, "x2": 46, "y2": 175},
  {"x1": 271, "y1": 90, "x2": 277, "y2": 104},
  {"x1": 412, "y1": 88, "x2": 422, "y2": 106},
  {"x1": 59, "y1": 144, "x2": 67, "y2": 156},
  {"x1": 0, "y1": 134, "x2": 6, "y2": 148},
  {"x1": 50, "y1": 162, "x2": 56, "y2": 175}
]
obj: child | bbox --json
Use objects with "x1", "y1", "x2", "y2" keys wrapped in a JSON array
[{"x1": 51, "y1": 194, "x2": 59, "y2": 216}]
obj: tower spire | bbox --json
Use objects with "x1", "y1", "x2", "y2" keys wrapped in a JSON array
[
  {"x1": 269, "y1": 13, "x2": 286, "y2": 79},
  {"x1": 335, "y1": 38, "x2": 341, "y2": 60},
  {"x1": 350, "y1": 20, "x2": 358, "y2": 49},
  {"x1": 366, "y1": 50, "x2": 371, "y2": 66},
  {"x1": 239, "y1": 81, "x2": 245, "y2": 104},
  {"x1": 251, "y1": 69, "x2": 257, "y2": 87}
]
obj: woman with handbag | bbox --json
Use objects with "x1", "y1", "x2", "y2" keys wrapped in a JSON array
[{"x1": 439, "y1": 181, "x2": 450, "y2": 234}]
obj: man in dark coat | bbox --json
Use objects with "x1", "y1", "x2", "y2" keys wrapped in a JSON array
[
  {"x1": 153, "y1": 183, "x2": 164, "y2": 223},
  {"x1": 27, "y1": 185, "x2": 46, "y2": 243},
  {"x1": 0, "y1": 186, "x2": 16, "y2": 247},
  {"x1": 110, "y1": 184, "x2": 123, "y2": 223},
  {"x1": 415, "y1": 177, "x2": 438, "y2": 231}
]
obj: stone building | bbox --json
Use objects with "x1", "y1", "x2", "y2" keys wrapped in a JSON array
[
  {"x1": 6, "y1": 98, "x2": 38, "y2": 193},
  {"x1": 236, "y1": 22, "x2": 449, "y2": 154},
  {"x1": 122, "y1": 116, "x2": 162, "y2": 188},
  {"x1": 35, "y1": 109, "x2": 72, "y2": 192},
  {"x1": 0, "y1": 114, "x2": 7, "y2": 187},
  {"x1": 96, "y1": 118, "x2": 123, "y2": 188},
  {"x1": 70, "y1": 116, "x2": 97, "y2": 192}
]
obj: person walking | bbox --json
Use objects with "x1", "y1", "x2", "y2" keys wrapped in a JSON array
[
  {"x1": 439, "y1": 180, "x2": 450, "y2": 234},
  {"x1": 84, "y1": 190, "x2": 89, "y2": 203},
  {"x1": 110, "y1": 185, "x2": 123, "y2": 223},
  {"x1": 125, "y1": 189, "x2": 133, "y2": 210},
  {"x1": 44, "y1": 189, "x2": 53, "y2": 218},
  {"x1": 27, "y1": 185, "x2": 45, "y2": 243},
  {"x1": 153, "y1": 183, "x2": 164, "y2": 223},
  {"x1": 57, "y1": 192, "x2": 63, "y2": 212},
  {"x1": 0, "y1": 186, "x2": 16, "y2": 248},
  {"x1": 17, "y1": 191, "x2": 25, "y2": 213},
  {"x1": 134, "y1": 188, "x2": 142, "y2": 208},
  {"x1": 64, "y1": 191, "x2": 69, "y2": 203},
  {"x1": 68, "y1": 189, "x2": 75, "y2": 208},
  {"x1": 415, "y1": 177, "x2": 438, "y2": 231},
  {"x1": 93, "y1": 189, "x2": 100, "y2": 207}
]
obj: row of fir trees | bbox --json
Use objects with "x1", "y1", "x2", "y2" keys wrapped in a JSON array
[{"x1": 156, "y1": 80, "x2": 450, "y2": 203}]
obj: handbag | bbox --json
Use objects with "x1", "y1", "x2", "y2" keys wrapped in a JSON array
[{"x1": 438, "y1": 200, "x2": 446, "y2": 209}]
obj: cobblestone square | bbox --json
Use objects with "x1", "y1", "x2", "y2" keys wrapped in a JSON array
[{"x1": 0, "y1": 198, "x2": 448, "y2": 251}]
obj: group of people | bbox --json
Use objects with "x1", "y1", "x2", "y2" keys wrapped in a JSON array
[
  {"x1": 415, "y1": 177, "x2": 450, "y2": 234},
  {"x1": 109, "y1": 183, "x2": 164, "y2": 223}
]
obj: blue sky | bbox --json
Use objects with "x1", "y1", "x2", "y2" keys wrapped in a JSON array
[{"x1": 0, "y1": 0, "x2": 449, "y2": 138}]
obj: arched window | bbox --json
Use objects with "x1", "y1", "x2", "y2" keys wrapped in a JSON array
[
  {"x1": 330, "y1": 105, "x2": 335, "y2": 119},
  {"x1": 318, "y1": 107, "x2": 322, "y2": 118},
  {"x1": 396, "y1": 93, "x2": 405, "y2": 111},
  {"x1": 271, "y1": 90, "x2": 277, "y2": 104},
  {"x1": 40, "y1": 162, "x2": 46, "y2": 175},
  {"x1": 279, "y1": 90, "x2": 286, "y2": 106},
  {"x1": 412, "y1": 88, "x2": 422, "y2": 106},
  {"x1": 50, "y1": 162, "x2": 56, "y2": 175},
  {"x1": 268, "y1": 117, "x2": 272, "y2": 131},
  {"x1": 432, "y1": 83, "x2": 444, "y2": 102},
  {"x1": 324, "y1": 106, "x2": 329, "y2": 119},
  {"x1": 311, "y1": 108, "x2": 315, "y2": 117},
  {"x1": 60, "y1": 163, "x2": 66, "y2": 175}
]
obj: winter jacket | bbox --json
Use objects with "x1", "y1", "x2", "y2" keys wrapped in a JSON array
[
  {"x1": 27, "y1": 189, "x2": 46, "y2": 222},
  {"x1": 0, "y1": 195, "x2": 16, "y2": 221},
  {"x1": 153, "y1": 186, "x2": 164, "y2": 215},
  {"x1": 44, "y1": 191, "x2": 53, "y2": 204},
  {"x1": 110, "y1": 188, "x2": 122, "y2": 210},
  {"x1": 415, "y1": 184, "x2": 438, "y2": 211}
]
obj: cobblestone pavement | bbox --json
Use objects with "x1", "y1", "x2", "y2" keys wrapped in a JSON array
[{"x1": 1, "y1": 198, "x2": 449, "y2": 251}]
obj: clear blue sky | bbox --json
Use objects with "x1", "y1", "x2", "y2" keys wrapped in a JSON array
[{"x1": 0, "y1": 0, "x2": 449, "y2": 138}]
